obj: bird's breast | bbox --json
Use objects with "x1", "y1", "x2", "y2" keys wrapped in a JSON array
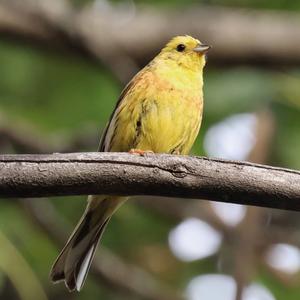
[
  {"x1": 135, "y1": 73, "x2": 203, "y2": 154},
  {"x1": 106, "y1": 67, "x2": 204, "y2": 154}
]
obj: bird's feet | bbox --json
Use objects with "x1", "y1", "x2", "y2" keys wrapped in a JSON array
[{"x1": 129, "y1": 149, "x2": 154, "y2": 156}]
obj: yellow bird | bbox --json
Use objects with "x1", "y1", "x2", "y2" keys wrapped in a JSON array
[{"x1": 50, "y1": 35, "x2": 210, "y2": 291}]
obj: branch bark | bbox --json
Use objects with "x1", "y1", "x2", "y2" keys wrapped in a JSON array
[{"x1": 0, "y1": 152, "x2": 299, "y2": 210}]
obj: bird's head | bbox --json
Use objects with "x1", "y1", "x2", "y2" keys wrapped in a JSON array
[{"x1": 159, "y1": 35, "x2": 210, "y2": 71}]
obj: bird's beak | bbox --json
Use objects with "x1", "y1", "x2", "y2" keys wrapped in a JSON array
[{"x1": 193, "y1": 44, "x2": 211, "y2": 54}]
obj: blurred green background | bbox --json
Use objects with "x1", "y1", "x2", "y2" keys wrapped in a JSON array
[{"x1": 0, "y1": 0, "x2": 300, "y2": 299}]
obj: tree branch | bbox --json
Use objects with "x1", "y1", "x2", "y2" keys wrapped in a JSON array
[
  {"x1": 1, "y1": 0, "x2": 300, "y2": 76},
  {"x1": 0, "y1": 152, "x2": 299, "y2": 210}
]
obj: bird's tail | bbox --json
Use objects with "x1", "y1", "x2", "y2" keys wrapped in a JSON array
[{"x1": 50, "y1": 195, "x2": 126, "y2": 292}]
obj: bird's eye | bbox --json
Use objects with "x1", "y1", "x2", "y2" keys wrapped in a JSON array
[{"x1": 176, "y1": 44, "x2": 186, "y2": 52}]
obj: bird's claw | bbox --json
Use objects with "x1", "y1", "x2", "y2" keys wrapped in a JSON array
[{"x1": 129, "y1": 149, "x2": 154, "y2": 156}]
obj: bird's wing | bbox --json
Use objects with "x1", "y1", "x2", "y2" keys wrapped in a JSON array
[{"x1": 98, "y1": 78, "x2": 137, "y2": 152}]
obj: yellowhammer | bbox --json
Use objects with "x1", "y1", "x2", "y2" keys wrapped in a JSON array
[{"x1": 50, "y1": 35, "x2": 210, "y2": 291}]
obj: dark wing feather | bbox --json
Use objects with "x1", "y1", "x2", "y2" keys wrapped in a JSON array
[{"x1": 98, "y1": 80, "x2": 136, "y2": 151}]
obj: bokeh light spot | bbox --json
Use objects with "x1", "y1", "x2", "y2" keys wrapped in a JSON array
[
  {"x1": 210, "y1": 202, "x2": 246, "y2": 227},
  {"x1": 204, "y1": 113, "x2": 257, "y2": 160},
  {"x1": 186, "y1": 274, "x2": 236, "y2": 300},
  {"x1": 168, "y1": 218, "x2": 222, "y2": 262},
  {"x1": 266, "y1": 243, "x2": 300, "y2": 274}
]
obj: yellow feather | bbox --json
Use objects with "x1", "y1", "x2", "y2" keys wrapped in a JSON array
[
  {"x1": 50, "y1": 35, "x2": 210, "y2": 291},
  {"x1": 105, "y1": 35, "x2": 207, "y2": 155}
]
